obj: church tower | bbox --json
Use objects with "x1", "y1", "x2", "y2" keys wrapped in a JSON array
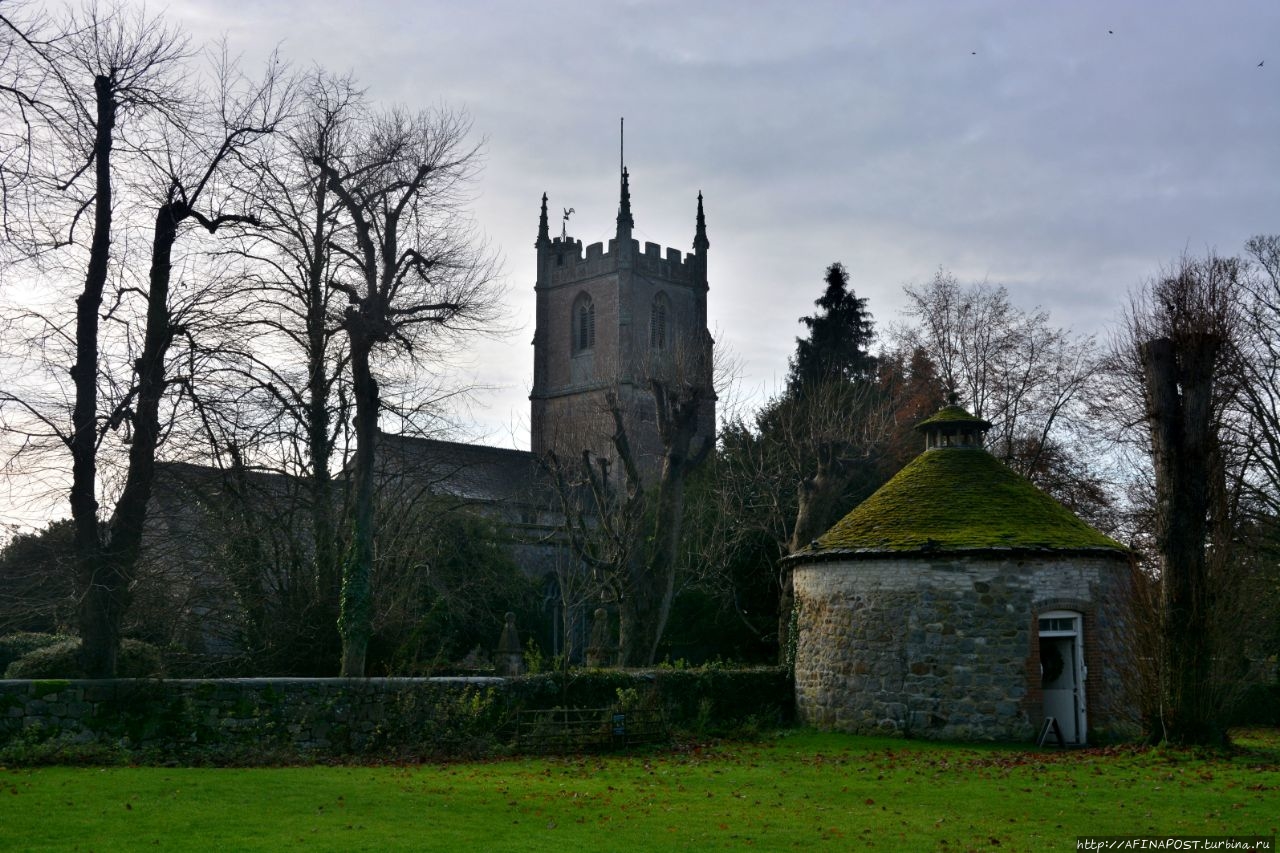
[{"x1": 529, "y1": 171, "x2": 714, "y2": 477}]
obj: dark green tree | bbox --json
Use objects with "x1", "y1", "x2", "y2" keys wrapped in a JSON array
[
  {"x1": 691, "y1": 264, "x2": 896, "y2": 660},
  {"x1": 0, "y1": 520, "x2": 76, "y2": 634},
  {"x1": 787, "y1": 262, "x2": 876, "y2": 392},
  {"x1": 370, "y1": 502, "x2": 539, "y2": 673}
]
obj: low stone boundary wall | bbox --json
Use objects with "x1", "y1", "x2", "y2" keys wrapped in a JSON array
[{"x1": 0, "y1": 668, "x2": 791, "y2": 760}]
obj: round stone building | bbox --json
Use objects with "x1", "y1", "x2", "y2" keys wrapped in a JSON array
[{"x1": 790, "y1": 405, "x2": 1136, "y2": 743}]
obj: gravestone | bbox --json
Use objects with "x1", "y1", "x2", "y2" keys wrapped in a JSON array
[
  {"x1": 586, "y1": 607, "x2": 615, "y2": 668},
  {"x1": 495, "y1": 612, "x2": 524, "y2": 676}
]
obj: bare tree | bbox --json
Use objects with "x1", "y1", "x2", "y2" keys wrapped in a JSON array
[
  {"x1": 899, "y1": 270, "x2": 1103, "y2": 506},
  {"x1": 188, "y1": 70, "x2": 364, "y2": 670},
  {"x1": 0, "y1": 3, "x2": 188, "y2": 674},
  {"x1": 1239, "y1": 235, "x2": 1280, "y2": 517},
  {"x1": 540, "y1": 337, "x2": 715, "y2": 666},
  {"x1": 312, "y1": 107, "x2": 499, "y2": 676},
  {"x1": 625, "y1": 355, "x2": 715, "y2": 665},
  {"x1": 780, "y1": 380, "x2": 897, "y2": 647},
  {"x1": 0, "y1": 4, "x2": 288, "y2": 674},
  {"x1": 1118, "y1": 253, "x2": 1245, "y2": 745},
  {"x1": 90, "y1": 56, "x2": 290, "y2": 675}
]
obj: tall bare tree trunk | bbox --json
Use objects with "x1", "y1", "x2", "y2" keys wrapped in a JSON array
[
  {"x1": 305, "y1": 173, "x2": 341, "y2": 665},
  {"x1": 641, "y1": 453, "x2": 691, "y2": 664},
  {"x1": 1140, "y1": 334, "x2": 1222, "y2": 744},
  {"x1": 73, "y1": 75, "x2": 118, "y2": 677},
  {"x1": 81, "y1": 198, "x2": 186, "y2": 674},
  {"x1": 616, "y1": 549, "x2": 651, "y2": 668},
  {"x1": 340, "y1": 337, "x2": 377, "y2": 677}
]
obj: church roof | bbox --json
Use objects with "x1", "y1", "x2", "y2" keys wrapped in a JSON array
[
  {"x1": 375, "y1": 433, "x2": 550, "y2": 507},
  {"x1": 795, "y1": 412, "x2": 1127, "y2": 561}
]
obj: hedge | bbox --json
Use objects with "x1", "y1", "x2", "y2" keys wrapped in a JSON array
[
  {"x1": 0, "y1": 633, "x2": 73, "y2": 674},
  {"x1": 3, "y1": 638, "x2": 165, "y2": 679}
]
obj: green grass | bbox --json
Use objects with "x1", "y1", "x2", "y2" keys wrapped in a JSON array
[{"x1": 2, "y1": 729, "x2": 1277, "y2": 852}]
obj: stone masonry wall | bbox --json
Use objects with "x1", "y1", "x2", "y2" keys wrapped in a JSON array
[
  {"x1": 794, "y1": 553, "x2": 1136, "y2": 742},
  {"x1": 0, "y1": 677, "x2": 507, "y2": 755},
  {"x1": 0, "y1": 669, "x2": 792, "y2": 759}
]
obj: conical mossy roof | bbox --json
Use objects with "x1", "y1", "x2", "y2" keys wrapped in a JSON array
[
  {"x1": 913, "y1": 404, "x2": 992, "y2": 431},
  {"x1": 798, "y1": 446, "x2": 1126, "y2": 559}
]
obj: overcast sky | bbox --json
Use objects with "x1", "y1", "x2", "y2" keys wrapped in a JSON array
[
  {"x1": 109, "y1": 0, "x2": 1280, "y2": 443},
  {"x1": 29, "y1": 1, "x2": 1280, "y2": 462}
]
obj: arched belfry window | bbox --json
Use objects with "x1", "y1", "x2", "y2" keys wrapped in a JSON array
[
  {"x1": 573, "y1": 294, "x2": 595, "y2": 353},
  {"x1": 650, "y1": 292, "x2": 669, "y2": 351}
]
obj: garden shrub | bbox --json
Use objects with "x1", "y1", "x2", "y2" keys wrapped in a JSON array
[
  {"x1": 0, "y1": 723, "x2": 131, "y2": 766},
  {"x1": 4, "y1": 638, "x2": 166, "y2": 678},
  {"x1": 366, "y1": 684, "x2": 505, "y2": 758},
  {"x1": 0, "y1": 632, "x2": 74, "y2": 673},
  {"x1": 655, "y1": 667, "x2": 791, "y2": 726},
  {"x1": 503, "y1": 666, "x2": 791, "y2": 734}
]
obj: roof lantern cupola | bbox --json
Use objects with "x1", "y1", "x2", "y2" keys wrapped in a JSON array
[{"x1": 914, "y1": 400, "x2": 992, "y2": 451}]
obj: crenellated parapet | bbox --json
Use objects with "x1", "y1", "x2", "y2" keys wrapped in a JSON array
[
  {"x1": 531, "y1": 171, "x2": 714, "y2": 472},
  {"x1": 542, "y1": 235, "x2": 697, "y2": 287},
  {"x1": 544, "y1": 235, "x2": 583, "y2": 264}
]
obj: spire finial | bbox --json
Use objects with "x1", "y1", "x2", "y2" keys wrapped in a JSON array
[
  {"x1": 693, "y1": 190, "x2": 709, "y2": 253},
  {"x1": 536, "y1": 192, "x2": 550, "y2": 247},
  {"x1": 616, "y1": 166, "x2": 634, "y2": 233}
]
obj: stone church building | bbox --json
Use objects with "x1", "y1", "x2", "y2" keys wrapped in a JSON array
[
  {"x1": 143, "y1": 170, "x2": 715, "y2": 660},
  {"x1": 373, "y1": 168, "x2": 715, "y2": 557},
  {"x1": 530, "y1": 168, "x2": 715, "y2": 475},
  {"x1": 789, "y1": 406, "x2": 1137, "y2": 744}
]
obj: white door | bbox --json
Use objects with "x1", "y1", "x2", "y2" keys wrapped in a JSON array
[{"x1": 1039, "y1": 612, "x2": 1086, "y2": 745}]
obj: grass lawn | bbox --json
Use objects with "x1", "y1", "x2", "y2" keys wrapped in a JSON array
[{"x1": 2, "y1": 729, "x2": 1276, "y2": 852}]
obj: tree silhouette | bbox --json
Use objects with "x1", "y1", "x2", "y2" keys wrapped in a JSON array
[{"x1": 787, "y1": 262, "x2": 876, "y2": 392}]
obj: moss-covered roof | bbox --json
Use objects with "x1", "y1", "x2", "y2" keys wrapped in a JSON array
[
  {"x1": 795, "y1": 446, "x2": 1126, "y2": 560},
  {"x1": 914, "y1": 405, "x2": 992, "y2": 431}
]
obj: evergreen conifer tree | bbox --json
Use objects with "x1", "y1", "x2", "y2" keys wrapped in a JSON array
[{"x1": 787, "y1": 262, "x2": 876, "y2": 392}]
